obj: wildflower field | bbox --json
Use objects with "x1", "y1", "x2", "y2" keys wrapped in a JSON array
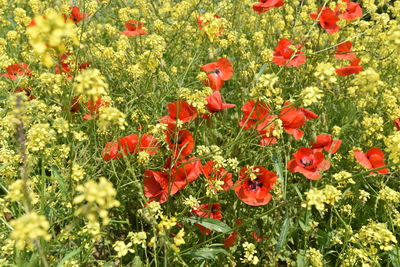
[{"x1": 1, "y1": 0, "x2": 400, "y2": 266}]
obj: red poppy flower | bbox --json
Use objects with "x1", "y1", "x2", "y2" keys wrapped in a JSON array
[
  {"x1": 310, "y1": 134, "x2": 342, "y2": 154},
  {"x1": 67, "y1": 6, "x2": 90, "y2": 23},
  {"x1": 287, "y1": 147, "x2": 330, "y2": 180},
  {"x1": 165, "y1": 125, "x2": 195, "y2": 158},
  {"x1": 279, "y1": 101, "x2": 318, "y2": 140},
  {"x1": 144, "y1": 170, "x2": 175, "y2": 204},
  {"x1": 252, "y1": 0, "x2": 284, "y2": 13},
  {"x1": 224, "y1": 219, "x2": 242, "y2": 248},
  {"x1": 310, "y1": 7, "x2": 340, "y2": 34},
  {"x1": 168, "y1": 157, "x2": 202, "y2": 191},
  {"x1": 102, "y1": 141, "x2": 122, "y2": 161},
  {"x1": 335, "y1": 41, "x2": 356, "y2": 60},
  {"x1": 200, "y1": 58, "x2": 233, "y2": 91},
  {"x1": 203, "y1": 160, "x2": 233, "y2": 193},
  {"x1": 83, "y1": 96, "x2": 109, "y2": 120},
  {"x1": 159, "y1": 100, "x2": 198, "y2": 124},
  {"x1": 335, "y1": 0, "x2": 362, "y2": 21},
  {"x1": 336, "y1": 58, "x2": 362, "y2": 76},
  {"x1": 234, "y1": 166, "x2": 277, "y2": 206},
  {"x1": 1, "y1": 63, "x2": 32, "y2": 80},
  {"x1": 192, "y1": 203, "x2": 222, "y2": 235},
  {"x1": 239, "y1": 100, "x2": 271, "y2": 131},
  {"x1": 353, "y1": 148, "x2": 389, "y2": 174},
  {"x1": 121, "y1": 20, "x2": 147, "y2": 37},
  {"x1": 205, "y1": 91, "x2": 236, "y2": 114},
  {"x1": 144, "y1": 158, "x2": 201, "y2": 204},
  {"x1": 395, "y1": 118, "x2": 400, "y2": 131},
  {"x1": 272, "y1": 38, "x2": 306, "y2": 67},
  {"x1": 258, "y1": 115, "x2": 279, "y2": 146},
  {"x1": 119, "y1": 134, "x2": 159, "y2": 155}
]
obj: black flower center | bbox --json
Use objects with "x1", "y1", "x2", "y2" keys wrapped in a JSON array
[
  {"x1": 248, "y1": 178, "x2": 263, "y2": 191},
  {"x1": 300, "y1": 159, "x2": 313, "y2": 166}
]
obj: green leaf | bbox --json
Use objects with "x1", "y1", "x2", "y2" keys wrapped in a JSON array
[
  {"x1": 295, "y1": 252, "x2": 307, "y2": 267},
  {"x1": 183, "y1": 247, "x2": 229, "y2": 260},
  {"x1": 51, "y1": 167, "x2": 68, "y2": 200},
  {"x1": 389, "y1": 247, "x2": 400, "y2": 267},
  {"x1": 56, "y1": 248, "x2": 81, "y2": 267},
  {"x1": 272, "y1": 154, "x2": 284, "y2": 184},
  {"x1": 183, "y1": 217, "x2": 232, "y2": 233},
  {"x1": 276, "y1": 214, "x2": 290, "y2": 253},
  {"x1": 132, "y1": 256, "x2": 144, "y2": 267}
]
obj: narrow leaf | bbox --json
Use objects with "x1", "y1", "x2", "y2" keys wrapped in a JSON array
[
  {"x1": 183, "y1": 217, "x2": 232, "y2": 233},
  {"x1": 57, "y1": 248, "x2": 81, "y2": 267},
  {"x1": 276, "y1": 213, "x2": 290, "y2": 253},
  {"x1": 183, "y1": 247, "x2": 229, "y2": 260}
]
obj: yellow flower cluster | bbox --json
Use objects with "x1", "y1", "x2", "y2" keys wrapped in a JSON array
[
  {"x1": 358, "y1": 190, "x2": 370, "y2": 203},
  {"x1": 128, "y1": 231, "x2": 147, "y2": 248},
  {"x1": 73, "y1": 177, "x2": 120, "y2": 225},
  {"x1": 313, "y1": 62, "x2": 337, "y2": 89},
  {"x1": 179, "y1": 87, "x2": 212, "y2": 114},
  {"x1": 27, "y1": 123, "x2": 56, "y2": 152},
  {"x1": 138, "y1": 200, "x2": 163, "y2": 223},
  {"x1": 71, "y1": 164, "x2": 85, "y2": 182},
  {"x1": 332, "y1": 171, "x2": 354, "y2": 187},
  {"x1": 250, "y1": 73, "x2": 282, "y2": 105},
  {"x1": 303, "y1": 185, "x2": 342, "y2": 213},
  {"x1": 97, "y1": 106, "x2": 128, "y2": 133},
  {"x1": 38, "y1": 72, "x2": 66, "y2": 95},
  {"x1": 351, "y1": 221, "x2": 397, "y2": 251},
  {"x1": 158, "y1": 215, "x2": 177, "y2": 233},
  {"x1": 340, "y1": 246, "x2": 379, "y2": 266},
  {"x1": 113, "y1": 240, "x2": 134, "y2": 258},
  {"x1": 173, "y1": 229, "x2": 185, "y2": 247},
  {"x1": 183, "y1": 195, "x2": 200, "y2": 209},
  {"x1": 6, "y1": 180, "x2": 38, "y2": 204},
  {"x1": 0, "y1": 148, "x2": 20, "y2": 180},
  {"x1": 377, "y1": 186, "x2": 400, "y2": 205},
  {"x1": 348, "y1": 68, "x2": 384, "y2": 108},
  {"x1": 52, "y1": 118, "x2": 69, "y2": 136},
  {"x1": 140, "y1": 34, "x2": 166, "y2": 73},
  {"x1": 241, "y1": 242, "x2": 259, "y2": 265},
  {"x1": 74, "y1": 68, "x2": 109, "y2": 100},
  {"x1": 26, "y1": 12, "x2": 78, "y2": 67},
  {"x1": 306, "y1": 248, "x2": 323, "y2": 267},
  {"x1": 300, "y1": 87, "x2": 323, "y2": 107},
  {"x1": 361, "y1": 114, "x2": 384, "y2": 143},
  {"x1": 198, "y1": 13, "x2": 227, "y2": 42},
  {"x1": 196, "y1": 145, "x2": 238, "y2": 170},
  {"x1": 385, "y1": 131, "x2": 400, "y2": 164},
  {"x1": 10, "y1": 211, "x2": 51, "y2": 250},
  {"x1": 13, "y1": 8, "x2": 30, "y2": 26}
]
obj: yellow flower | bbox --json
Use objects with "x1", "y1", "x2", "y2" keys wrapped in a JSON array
[
  {"x1": 113, "y1": 241, "x2": 134, "y2": 258},
  {"x1": 74, "y1": 177, "x2": 120, "y2": 225},
  {"x1": 10, "y1": 212, "x2": 51, "y2": 250},
  {"x1": 173, "y1": 229, "x2": 186, "y2": 247},
  {"x1": 26, "y1": 12, "x2": 78, "y2": 67},
  {"x1": 74, "y1": 69, "x2": 108, "y2": 99},
  {"x1": 241, "y1": 242, "x2": 259, "y2": 265}
]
